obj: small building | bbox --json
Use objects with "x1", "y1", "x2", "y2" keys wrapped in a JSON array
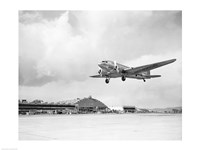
[
  {"x1": 123, "y1": 106, "x2": 136, "y2": 113},
  {"x1": 21, "y1": 99, "x2": 28, "y2": 103}
]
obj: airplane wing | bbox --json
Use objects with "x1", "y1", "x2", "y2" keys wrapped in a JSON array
[
  {"x1": 124, "y1": 59, "x2": 176, "y2": 74},
  {"x1": 90, "y1": 75, "x2": 105, "y2": 78}
]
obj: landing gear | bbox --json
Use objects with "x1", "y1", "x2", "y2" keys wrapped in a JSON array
[
  {"x1": 105, "y1": 78, "x2": 110, "y2": 84},
  {"x1": 143, "y1": 79, "x2": 146, "y2": 82},
  {"x1": 122, "y1": 76, "x2": 126, "y2": 81}
]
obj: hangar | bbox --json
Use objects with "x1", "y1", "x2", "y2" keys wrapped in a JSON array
[{"x1": 75, "y1": 97, "x2": 109, "y2": 113}]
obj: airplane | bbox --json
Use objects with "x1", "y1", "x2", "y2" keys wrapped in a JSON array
[{"x1": 90, "y1": 59, "x2": 176, "y2": 84}]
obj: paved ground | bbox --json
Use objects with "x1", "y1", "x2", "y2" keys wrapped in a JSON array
[{"x1": 19, "y1": 113, "x2": 182, "y2": 140}]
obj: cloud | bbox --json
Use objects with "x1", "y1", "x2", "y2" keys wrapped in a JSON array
[
  {"x1": 19, "y1": 11, "x2": 181, "y2": 107},
  {"x1": 19, "y1": 11, "x2": 97, "y2": 86},
  {"x1": 19, "y1": 11, "x2": 42, "y2": 24}
]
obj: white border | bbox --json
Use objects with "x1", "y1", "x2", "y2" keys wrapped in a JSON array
[{"x1": 1, "y1": 0, "x2": 200, "y2": 150}]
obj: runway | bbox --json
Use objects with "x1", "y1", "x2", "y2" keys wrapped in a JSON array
[{"x1": 19, "y1": 113, "x2": 181, "y2": 140}]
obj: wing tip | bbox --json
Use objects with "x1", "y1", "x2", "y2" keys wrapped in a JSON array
[
  {"x1": 172, "y1": 58, "x2": 176, "y2": 62},
  {"x1": 167, "y1": 58, "x2": 176, "y2": 64}
]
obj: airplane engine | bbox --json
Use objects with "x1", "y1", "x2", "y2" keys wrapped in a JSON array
[{"x1": 98, "y1": 68, "x2": 106, "y2": 76}]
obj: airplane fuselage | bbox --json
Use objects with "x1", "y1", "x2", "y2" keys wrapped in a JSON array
[{"x1": 98, "y1": 61, "x2": 148, "y2": 79}]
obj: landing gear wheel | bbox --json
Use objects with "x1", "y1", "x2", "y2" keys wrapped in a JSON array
[
  {"x1": 122, "y1": 76, "x2": 126, "y2": 81},
  {"x1": 143, "y1": 79, "x2": 146, "y2": 82},
  {"x1": 105, "y1": 78, "x2": 109, "y2": 84}
]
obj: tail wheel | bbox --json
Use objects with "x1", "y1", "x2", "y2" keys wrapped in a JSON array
[{"x1": 122, "y1": 76, "x2": 126, "y2": 81}]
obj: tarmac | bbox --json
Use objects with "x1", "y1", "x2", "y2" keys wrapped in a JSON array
[{"x1": 19, "y1": 113, "x2": 182, "y2": 140}]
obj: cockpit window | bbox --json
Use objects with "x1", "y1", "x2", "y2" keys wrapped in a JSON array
[{"x1": 102, "y1": 61, "x2": 108, "y2": 63}]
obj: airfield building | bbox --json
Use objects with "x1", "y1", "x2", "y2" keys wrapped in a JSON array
[
  {"x1": 75, "y1": 97, "x2": 109, "y2": 113},
  {"x1": 123, "y1": 106, "x2": 136, "y2": 113},
  {"x1": 19, "y1": 97, "x2": 109, "y2": 115}
]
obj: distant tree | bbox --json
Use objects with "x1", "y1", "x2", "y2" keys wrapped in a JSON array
[{"x1": 31, "y1": 99, "x2": 43, "y2": 104}]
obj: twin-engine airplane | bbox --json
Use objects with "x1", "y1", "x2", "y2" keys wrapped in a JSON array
[{"x1": 90, "y1": 59, "x2": 176, "y2": 84}]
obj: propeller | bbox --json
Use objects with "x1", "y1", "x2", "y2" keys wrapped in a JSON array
[
  {"x1": 114, "y1": 61, "x2": 119, "y2": 73},
  {"x1": 98, "y1": 67, "x2": 102, "y2": 76}
]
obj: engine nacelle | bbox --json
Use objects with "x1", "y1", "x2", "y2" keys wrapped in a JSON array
[{"x1": 98, "y1": 68, "x2": 107, "y2": 76}]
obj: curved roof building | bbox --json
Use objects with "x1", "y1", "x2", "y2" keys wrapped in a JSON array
[{"x1": 74, "y1": 97, "x2": 108, "y2": 112}]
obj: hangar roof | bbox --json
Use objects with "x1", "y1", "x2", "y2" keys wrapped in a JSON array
[{"x1": 75, "y1": 97, "x2": 108, "y2": 108}]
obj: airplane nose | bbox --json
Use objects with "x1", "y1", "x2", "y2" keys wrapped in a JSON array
[{"x1": 98, "y1": 63, "x2": 102, "y2": 67}]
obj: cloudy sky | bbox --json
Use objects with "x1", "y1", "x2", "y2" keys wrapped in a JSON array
[{"x1": 19, "y1": 11, "x2": 182, "y2": 108}]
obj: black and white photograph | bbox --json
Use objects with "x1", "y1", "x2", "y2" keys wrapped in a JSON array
[
  {"x1": 18, "y1": 10, "x2": 182, "y2": 140},
  {"x1": 3, "y1": 0, "x2": 200, "y2": 149}
]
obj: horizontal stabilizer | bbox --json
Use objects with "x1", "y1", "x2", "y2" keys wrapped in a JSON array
[
  {"x1": 145, "y1": 75, "x2": 161, "y2": 78},
  {"x1": 90, "y1": 75, "x2": 104, "y2": 78}
]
